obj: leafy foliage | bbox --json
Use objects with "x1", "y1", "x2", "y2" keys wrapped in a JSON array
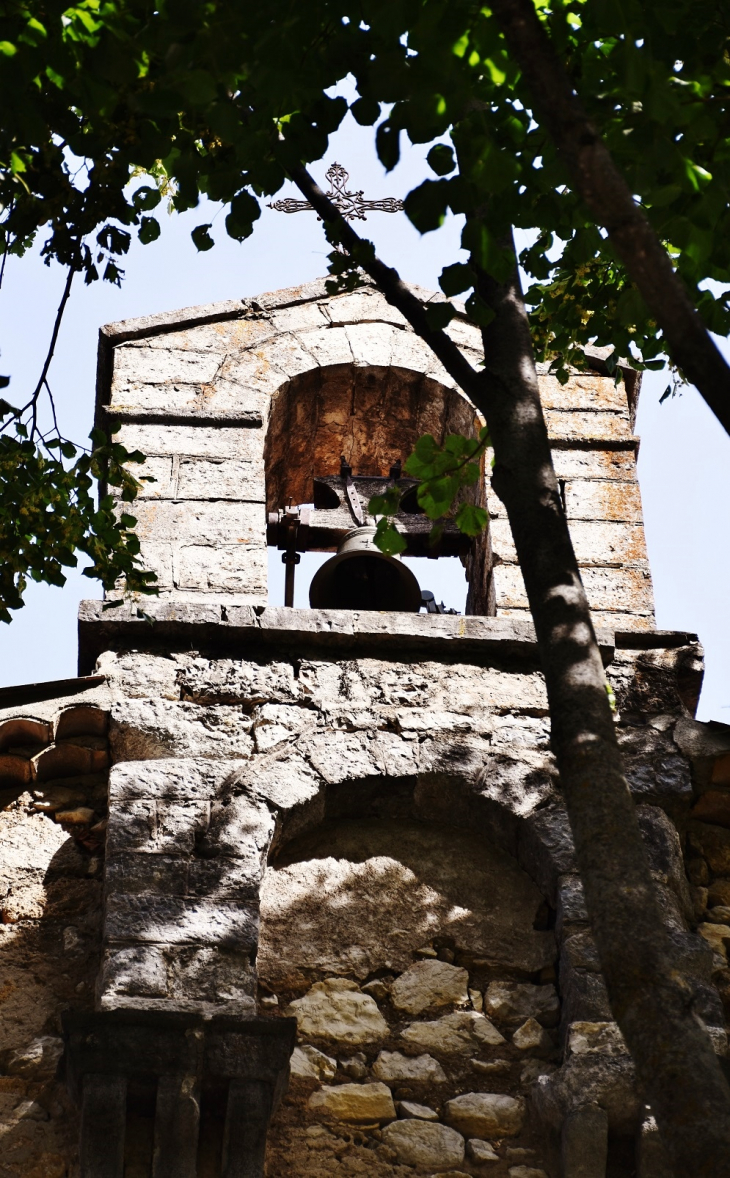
[
  {"x1": 0, "y1": 405, "x2": 157, "y2": 621},
  {"x1": 1, "y1": 0, "x2": 729, "y2": 600},
  {"x1": 369, "y1": 426, "x2": 491, "y2": 554}
]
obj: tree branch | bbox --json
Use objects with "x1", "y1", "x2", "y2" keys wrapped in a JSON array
[
  {"x1": 488, "y1": 0, "x2": 730, "y2": 438},
  {"x1": 289, "y1": 160, "x2": 730, "y2": 1175},
  {"x1": 20, "y1": 264, "x2": 75, "y2": 438}
]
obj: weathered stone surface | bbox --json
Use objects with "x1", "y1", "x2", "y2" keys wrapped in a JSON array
[
  {"x1": 285, "y1": 979, "x2": 388, "y2": 1045},
  {"x1": 484, "y1": 982, "x2": 560, "y2": 1027},
  {"x1": 289, "y1": 1045, "x2": 337, "y2": 1081},
  {"x1": 401, "y1": 1010, "x2": 505, "y2": 1056},
  {"x1": 468, "y1": 1138, "x2": 500, "y2": 1163},
  {"x1": 104, "y1": 893, "x2": 258, "y2": 948},
  {"x1": 110, "y1": 700, "x2": 254, "y2": 761},
  {"x1": 698, "y1": 922, "x2": 730, "y2": 966},
  {"x1": 508, "y1": 1168, "x2": 549, "y2": 1178},
  {"x1": 390, "y1": 960, "x2": 469, "y2": 1015},
  {"x1": 382, "y1": 1120, "x2": 465, "y2": 1169},
  {"x1": 6, "y1": 1035, "x2": 64, "y2": 1080},
  {"x1": 259, "y1": 819, "x2": 554, "y2": 990},
  {"x1": 308, "y1": 1082, "x2": 396, "y2": 1123},
  {"x1": 177, "y1": 658, "x2": 299, "y2": 706},
  {"x1": 689, "y1": 821, "x2": 730, "y2": 875},
  {"x1": 561, "y1": 1103, "x2": 608, "y2": 1178},
  {"x1": 512, "y1": 1018, "x2": 553, "y2": 1054},
  {"x1": 533, "y1": 1054, "x2": 639, "y2": 1133},
  {"x1": 444, "y1": 1092, "x2": 525, "y2": 1139},
  {"x1": 398, "y1": 1101, "x2": 439, "y2": 1121},
  {"x1": 567, "y1": 1022, "x2": 627, "y2": 1058},
  {"x1": 372, "y1": 1051, "x2": 447, "y2": 1084},
  {"x1": 692, "y1": 791, "x2": 730, "y2": 828}
]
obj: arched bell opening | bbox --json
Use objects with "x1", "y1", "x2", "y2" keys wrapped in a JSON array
[{"x1": 264, "y1": 364, "x2": 496, "y2": 615}]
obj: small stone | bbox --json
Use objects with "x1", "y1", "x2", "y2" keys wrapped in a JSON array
[
  {"x1": 472, "y1": 1059, "x2": 512, "y2": 1075},
  {"x1": 468, "y1": 1139, "x2": 500, "y2": 1163},
  {"x1": 708, "y1": 906, "x2": 730, "y2": 924},
  {"x1": 286, "y1": 978, "x2": 388, "y2": 1045},
  {"x1": 6, "y1": 1036, "x2": 64, "y2": 1081},
  {"x1": 260, "y1": 994, "x2": 279, "y2": 1008},
  {"x1": 508, "y1": 1169, "x2": 548, "y2": 1178},
  {"x1": 402, "y1": 1010, "x2": 505, "y2": 1056},
  {"x1": 362, "y1": 979, "x2": 390, "y2": 1002},
  {"x1": 484, "y1": 981, "x2": 559, "y2": 1027},
  {"x1": 308, "y1": 1082, "x2": 396, "y2": 1123},
  {"x1": 567, "y1": 1021, "x2": 627, "y2": 1057},
  {"x1": 390, "y1": 960, "x2": 469, "y2": 1015},
  {"x1": 373, "y1": 1051, "x2": 447, "y2": 1084},
  {"x1": 55, "y1": 806, "x2": 97, "y2": 826},
  {"x1": 505, "y1": 1148, "x2": 534, "y2": 1159},
  {"x1": 382, "y1": 1120, "x2": 465, "y2": 1169},
  {"x1": 469, "y1": 988, "x2": 484, "y2": 1012},
  {"x1": 290, "y1": 1045, "x2": 337, "y2": 1081},
  {"x1": 437, "y1": 947, "x2": 456, "y2": 963},
  {"x1": 415, "y1": 945, "x2": 438, "y2": 958},
  {"x1": 398, "y1": 1101, "x2": 439, "y2": 1121},
  {"x1": 444, "y1": 1092, "x2": 524, "y2": 1139},
  {"x1": 708, "y1": 879, "x2": 730, "y2": 907},
  {"x1": 512, "y1": 1018, "x2": 552, "y2": 1054},
  {"x1": 341, "y1": 1053, "x2": 368, "y2": 1080}
]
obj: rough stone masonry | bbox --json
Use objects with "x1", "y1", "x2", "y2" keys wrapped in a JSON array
[{"x1": 0, "y1": 278, "x2": 728, "y2": 1178}]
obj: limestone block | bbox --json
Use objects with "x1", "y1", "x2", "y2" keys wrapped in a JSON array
[
  {"x1": 637, "y1": 1115, "x2": 673, "y2": 1178},
  {"x1": 444, "y1": 1092, "x2": 525, "y2": 1139},
  {"x1": 122, "y1": 454, "x2": 175, "y2": 498},
  {"x1": 110, "y1": 700, "x2": 254, "y2": 761},
  {"x1": 372, "y1": 1051, "x2": 447, "y2": 1084},
  {"x1": 509, "y1": 1168, "x2": 549, "y2": 1178},
  {"x1": 187, "y1": 855, "x2": 266, "y2": 901},
  {"x1": 445, "y1": 317, "x2": 483, "y2": 353},
  {"x1": 108, "y1": 757, "x2": 240, "y2": 801},
  {"x1": 697, "y1": 921, "x2": 730, "y2": 966},
  {"x1": 256, "y1": 331, "x2": 318, "y2": 380},
  {"x1": 561, "y1": 1103, "x2": 608, "y2": 1178},
  {"x1": 538, "y1": 373, "x2": 628, "y2": 412},
  {"x1": 398, "y1": 1101, "x2": 439, "y2": 1121},
  {"x1": 326, "y1": 289, "x2": 408, "y2": 329},
  {"x1": 99, "y1": 945, "x2": 168, "y2": 998},
  {"x1": 689, "y1": 821, "x2": 730, "y2": 875},
  {"x1": 174, "y1": 544, "x2": 268, "y2": 597},
  {"x1": 534, "y1": 1051, "x2": 640, "y2": 1144},
  {"x1": 295, "y1": 325, "x2": 354, "y2": 368},
  {"x1": 289, "y1": 1045, "x2": 337, "y2": 1080},
  {"x1": 468, "y1": 1138, "x2": 500, "y2": 1162},
  {"x1": 104, "y1": 894, "x2": 258, "y2": 947},
  {"x1": 252, "y1": 703, "x2": 318, "y2": 753},
  {"x1": 369, "y1": 731, "x2": 421, "y2": 777},
  {"x1": 176, "y1": 657, "x2": 299, "y2": 705},
  {"x1": 285, "y1": 979, "x2": 388, "y2": 1045},
  {"x1": 199, "y1": 791, "x2": 272, "y2": 855},
  {"x1": 236, "y1": 750, "x2": 323, "y2": 813},
  {"x1": 271, "y1": 302, "x2": 330, "y2": 334},
  {"x1": 484, "y1": 982, "x2": 560, "y2": 1027},
  {"x1": 401, "y1": 1011, "x2": 505, "y2": 1056},
  {"x1": 551, "y1": 448, "x2": 636, "y2": 480},
  {"x1": 308, "y1": 1082, "x2": 396, "y2": 1124},
  {"x1": 116, "y1": 422, "x2": 264, "y2": 460},
  {"x1": 176, "y1": 457, "x2": 265, "y2": 501},
  {"x1": 490, "y1": 517, "x2": 649, "y2": 568},
  {"x1": 165, "y1": 945, "x2": 255, "y2": 1003},
  {"x1": 113, "y1": 344, "x2": 221, "y2": 389},
  {"x1": 567, "y1": 1022, "x2": 627, "y2": 1058},
  {"x1": 544, "y1": 409, "x2": 631, "y2": 442},
  {"x1": 344, "y1": 322, "x2": 397, "y2": 368},
  {"x1": 96, "y1": 651, "x2": 181, "y2": 700},
  {"x1": 564, "y1": 479, "x2": 643, "y2": 523},
  {"x1": 389, "y1": 328, "x2": 450, "y2": 381},
  {"x1": 495, "y1": 563, "x2": 653, "y2": 615},
  {"x1": 299, "y1": 730, "x2": 380, "y2": 784},
  {"x1": 381, "y1": 1120, "x2": 465, "y2": 1169},
  {"x1": 130, "y1": 499, "x2": 265, "y2": 546},
  {"x1": 390, "y1": 960, "x2": 469, "y2": 1015}
]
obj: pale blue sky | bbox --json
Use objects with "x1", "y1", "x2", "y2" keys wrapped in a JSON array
[{"x1": 1, "y1": 110, "x2": 728, "y2": 722}]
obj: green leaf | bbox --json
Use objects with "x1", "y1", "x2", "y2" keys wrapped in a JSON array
[
  {"x1": 427, "y1": 144, "x2": 455, "y2": 177},
  {"x1": 138, "y1": 216, "x2": 161, "y2": 244},
  {"x1": 376, "y1": 121, "x2": 401, "y2": 172},
  {"x1": 424, "y1": 302, "x2": 456, "y2": 331},
  {"x1": 191, "y1": 224, "x2": 215, "y2": 252},
  {"x1": 404, "y1": 180, "x2": 450, "y2": 234},
  {"x1": 465, "y1": 293, "x2": 496, "y2": 328},
  {"x1": 440, "y1": 263, "x2": 474, "y2": 297},
  {"x1": 369, "y1": 486, "x2": 402, "y2": 517},
  {"x1": 454, "y1": 502, "x2": 488, "y2": 536},
  {"x1": 225, "y1": 189, "x2": 261, "y2": 241},
  {"x1": 373, "y1": 519, "x2": 407, "y2": 555},
  {"x1": 133, "y1": 186, "x2": 162, "y2": 212},
  {"x1": 0, "y1": 378, "x2": 10, "y2": 391},
  {"x1": 350, "y1": 97, "x2": 381, "y2": 126}
]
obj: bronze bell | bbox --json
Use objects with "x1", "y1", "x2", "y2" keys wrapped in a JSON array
[{"x1": 309, "y1": 526, "x2": 422, "y2": 612}]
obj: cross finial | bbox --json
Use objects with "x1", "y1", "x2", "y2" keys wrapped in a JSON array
[{"x1": 268, "y1": 163, "x2": 404, "y2": 222}]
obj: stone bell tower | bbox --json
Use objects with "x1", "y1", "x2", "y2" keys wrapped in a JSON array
[{"x1": 1, "y1": 278, "x2": 729, "y2": 1178}]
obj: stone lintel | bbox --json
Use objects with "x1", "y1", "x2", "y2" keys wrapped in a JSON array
[{"x1": 77, "y1": 599, "x2": 617, "y2": 673}]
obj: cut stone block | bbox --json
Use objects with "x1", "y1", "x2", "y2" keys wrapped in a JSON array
[
  {"x1": 390, "y1": 959, "x2": 469, "y2": 1015},
  {"x1": 285, "y1": 978, "x2": 388, "y2": 1045},
  {"x1": 308, "y1": 1082, "x2": 395, "y2": 1124},
  {"x1": 382, "y1": 1119, "x2": 465, "y2": 1169},
  {"x1": 444, "y1": 1092, "x2": 525, "y2": 1139}
]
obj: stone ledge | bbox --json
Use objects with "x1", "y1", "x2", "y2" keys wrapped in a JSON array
[{"x1": 78, "y1": 600, "x2": 616, "y2": 672}]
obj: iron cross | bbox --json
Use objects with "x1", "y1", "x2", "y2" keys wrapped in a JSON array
[{"x1": 268, "y1": 162, "x2": 404, "y2": 221}]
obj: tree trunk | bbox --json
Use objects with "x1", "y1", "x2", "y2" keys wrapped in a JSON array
[
  {"x1": 488, "y1": 0, "x2": 730, "y2": 439},
  {"x1": 289, "y1": 164, "x2": 730, "y2": 1175}
]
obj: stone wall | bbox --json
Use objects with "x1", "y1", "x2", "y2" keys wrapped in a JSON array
[
  {"x1": 98, "y1": 279, "x2": 653, "y2": 630},
  {"x1": 2, "y1": 602, "x2": 725, "y2": 1176}
]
